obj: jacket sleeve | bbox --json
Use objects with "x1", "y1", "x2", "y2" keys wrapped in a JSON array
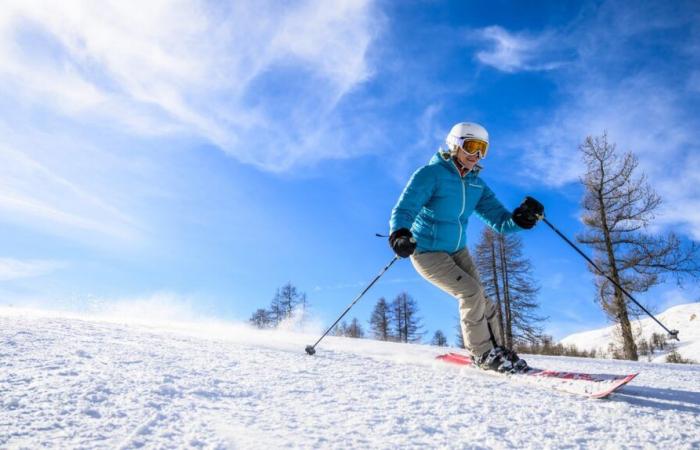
[
  {"x1": 389, "y1": 166, "x2": 436, "y2": 233},
  {"x1": 474, "y1": 181, "x2": 523, "y2": 233}
]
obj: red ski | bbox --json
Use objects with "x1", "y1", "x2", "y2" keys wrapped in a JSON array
[{"x1": 436, "y1": 352, "x2": 638, "y2": 399}]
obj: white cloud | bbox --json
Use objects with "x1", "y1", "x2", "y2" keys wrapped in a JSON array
[
  {"x1": 524, "y1": 74, "x2": 693, "y2": 183},
  {"x1": 392, "y1": 103, "x2": 445, "y2": 182},
  {"x1": 523, "y1": 76, "x2": 700, "y2": 238},
  {"x1": 0, "y1": 0, "x2": 382, "y2": 242},
  {"x1": 416, "y1": 104, "x2": 444, "y2": 151},
  {"x1": 0, "y1": 137, "x2": 143, "y2": 242},
  {"x1": 506, "y1": 2, "x2": 700, "y2": 239},
  {"x1": 0, "y1": 258, "x2": 65, "y2": 281},
  {"x1": 270, "y1": 1, "x2": 376, "y2": 96},
  {"x1": 0, "y1": 0, "x2": 382, "y2": 172},
  {"x1": 473, "y1": 26, "x2": 568, "y2": 73}
]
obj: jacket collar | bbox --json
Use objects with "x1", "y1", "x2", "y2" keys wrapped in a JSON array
[{"x1": 431, "y1": 151, "x2": 482, "y2": 177}]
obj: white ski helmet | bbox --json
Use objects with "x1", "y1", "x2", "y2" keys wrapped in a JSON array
[{"x1": 446, "y1": 122, "x2": 489, "y2": 155}]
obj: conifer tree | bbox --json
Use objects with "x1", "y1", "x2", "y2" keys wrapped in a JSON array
[
  {"x1": 275, "y1": 283, "x2": 303, "y2": 319},
  {"x1": 346, "y1": 317, "x2": 365, "y2": 338},
  {"x1": 369, "y1": 297, "x2": 392, "y2": 341},
  {"x1": 249, "y1": 282, "x2": 308, "y2": 328},
  {"x1": 431, "y1": 330, "x2": 448, "y2": 346},
  {"x1": 454, "y1": 320, "x2": 465, "y2": 349},
  {"x1": 578, "y1": 133, "x2": 699, "y2": 360},
  {"x1": 474, "y1": 228, "x2": 545, "y2": 347},
  {"x1": 333, "y1": 318, "x2": 365, "y2": 338},
  {"x1": 390, "y1": 292, "x2": 424, "y2": 343},
  {"x1": 249, "y1": 308, "x2": 272, "y2": 329}
]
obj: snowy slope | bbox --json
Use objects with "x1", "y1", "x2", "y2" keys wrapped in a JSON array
[
  {"x1": 561, "y1": 302, "x2": 700, "y2": 362},
  {"x1": 2, "y1": 307, "x2": 699, "y2": 449}
]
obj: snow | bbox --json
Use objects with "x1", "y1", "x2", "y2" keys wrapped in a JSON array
[
  {"x1": 561, "y1": 302, "x2": 700, "y2": 362},
  {"x1": 2, "y1": 306, "x2": 700, "y2": 449}
]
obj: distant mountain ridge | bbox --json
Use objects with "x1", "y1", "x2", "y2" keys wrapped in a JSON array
[{"x1": 560, "y1": 303, "x2": 700, "y2": 363}]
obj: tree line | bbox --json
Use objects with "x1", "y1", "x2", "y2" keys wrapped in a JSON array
[
  {"x1": 248, "y1": 284, "x2": 433, "y2": 343},
  {"x1": 249, "y1": 282, "x2": 308, "y2": 329},
  {"x1": 246, "y1": 224, "x2": 548, "y2": 349}
]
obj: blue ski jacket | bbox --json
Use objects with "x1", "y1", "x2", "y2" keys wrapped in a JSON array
[{"x1": 390, "y1": 151, "x2": 523, "y2": 254}]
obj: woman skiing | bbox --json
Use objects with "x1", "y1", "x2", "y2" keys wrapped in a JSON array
[{"x1": 389, "y1": 122, "x2": 544, "y2": 373}]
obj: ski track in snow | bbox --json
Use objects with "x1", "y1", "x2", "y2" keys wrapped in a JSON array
[{"x1": 1, "y1": 308, "x2": 699, "y2": 449}]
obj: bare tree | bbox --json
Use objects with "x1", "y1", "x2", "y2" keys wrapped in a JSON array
[
  {"x1": 333, "y1": 318, "x2": 365, "y2": 338},
  {"x1": 473, "y1": 229, "x2": 505, "y2": 343},
  {"x1": 454, "y1": 319, "x2": 465, "y2": 348},
  {"x1": 249, "y1": 308, "x2": 272, "y2": 329},
  {"x1": 391, "y1": 292, "x2": 424, "y2": 343},
  {"x1": 474, "y1": 228, "x2": 546, "y2": 348},
  {"x1": 431, "y1": 330, "x2": 448, "y2": 346},
  {"x1": 255, "y1": 282, "x2": 309, "y2": 328},
  {"x1": 578, "y1": 133, "x2": 699, "y2": 360},
  {"x1": 346, "y1": 318, "x2": 365, "y2": 338},
  {"x1": 333, "y1": 320, "x2": 348, "y2": 336},
  {"x1": 369, "y1": 297, "x2": 392, "y2": 341},
  {"x1": 268, "y1": 292, "x2": 284, "y2": 326},
  {"x1": 275, "y1": 283, "x2": 304, "y2": 319}
]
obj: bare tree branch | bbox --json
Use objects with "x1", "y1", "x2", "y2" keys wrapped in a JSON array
[{"x1": 577, "y1": 132, "x2": 700, "y2": 360}]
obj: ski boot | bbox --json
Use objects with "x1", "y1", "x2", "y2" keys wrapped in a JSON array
[{"x1": 476, "y1": 346, "x2": 528, "y2": 374}]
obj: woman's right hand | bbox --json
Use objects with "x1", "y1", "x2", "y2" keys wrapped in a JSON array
[{"x1": 389, "y1": 228, "x2": 417, "y2": 258}]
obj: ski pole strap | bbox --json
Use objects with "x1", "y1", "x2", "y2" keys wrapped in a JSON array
[{"x1": 541, "y1": 217, "x2": 679, "y2": 341}]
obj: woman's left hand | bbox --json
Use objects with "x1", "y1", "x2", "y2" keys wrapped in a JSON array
[{"x1": 512, "y1": 196, "x2": 544, "y2": 229}]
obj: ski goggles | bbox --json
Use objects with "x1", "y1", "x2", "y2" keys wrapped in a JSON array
[{"x1": 458, "y1": 138, "x2": 488, "y2": 159}]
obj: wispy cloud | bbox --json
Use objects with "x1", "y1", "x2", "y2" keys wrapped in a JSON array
[
  {"x1": 0, "y1": 258, "x2": 65, "y2": 281},
  {"x1": 392, "y1": 103, "x2": 446, "y2": 183},
  {"x1": 0, "y1": 0, "x2": 383, "y2": 243},
  {"x1": 0, "y1": 0, "x2": 382, "y2": 172},
  {"x1": 0, "y1": 141, "x2": 141, "y2": 241},
  {"x1": 490, "y1": 1, "x2": 700, "y2": 239},
  {"x1": 521, "y1": 74, "x2": 697, "y2": 188},
  {"x1": 473, "y1": 26, "x2": 570, "y2": 73}
]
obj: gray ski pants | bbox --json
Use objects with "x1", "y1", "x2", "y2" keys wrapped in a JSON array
[{"x1": 411, "y1": 248, "x2": 502, "y2": 357}]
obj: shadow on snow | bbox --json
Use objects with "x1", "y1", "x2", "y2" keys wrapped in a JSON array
[{"x1": 613, "y1": 385, "x2": 700, "y2": 414}]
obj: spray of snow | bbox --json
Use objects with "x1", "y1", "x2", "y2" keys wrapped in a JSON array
[
  {"x1": 2, "y1": 304, "x2": 699, "y2": 449},
  {"x1": 0, "y1": 291, "x2": 333, "y2": 355},
  {"x1": 274, "y1": 305, "x2": 324, "y2": 335}
]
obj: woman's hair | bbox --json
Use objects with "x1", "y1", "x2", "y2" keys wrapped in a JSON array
[{"x1": 437, "y1": 145, "x2": 454, "y2": 161}]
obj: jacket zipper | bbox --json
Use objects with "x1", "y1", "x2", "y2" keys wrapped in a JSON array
[
  {"x1": 451, "y1": 161, "x2": 467, "y2": 252},
  {"x1": 455, "y1": 176, "x2": 466, "y2": 251}
]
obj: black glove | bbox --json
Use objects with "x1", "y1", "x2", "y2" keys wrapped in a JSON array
[
  {"x1": 389, "y1": 228, "x2": 417, "y2": 258},
  {"x1": 512, "y1": 196, "x2": 544, "y2": 229}
]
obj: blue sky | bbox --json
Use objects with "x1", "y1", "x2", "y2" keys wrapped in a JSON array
[{"x1": 1, "y1": 0, "x2": 699, "y2": 341}]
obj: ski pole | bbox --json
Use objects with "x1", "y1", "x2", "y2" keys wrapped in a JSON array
[
  {"x1": 305, "y1": 255, "x2": 400, "y2": 355},
  {"x1": 540, "y1": 216, "x2": 679, "y2": 341}
]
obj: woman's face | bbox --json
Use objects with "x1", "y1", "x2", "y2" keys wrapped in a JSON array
[{"x1": 455, "y1": 147, "x2": 480, "y2": 170}]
